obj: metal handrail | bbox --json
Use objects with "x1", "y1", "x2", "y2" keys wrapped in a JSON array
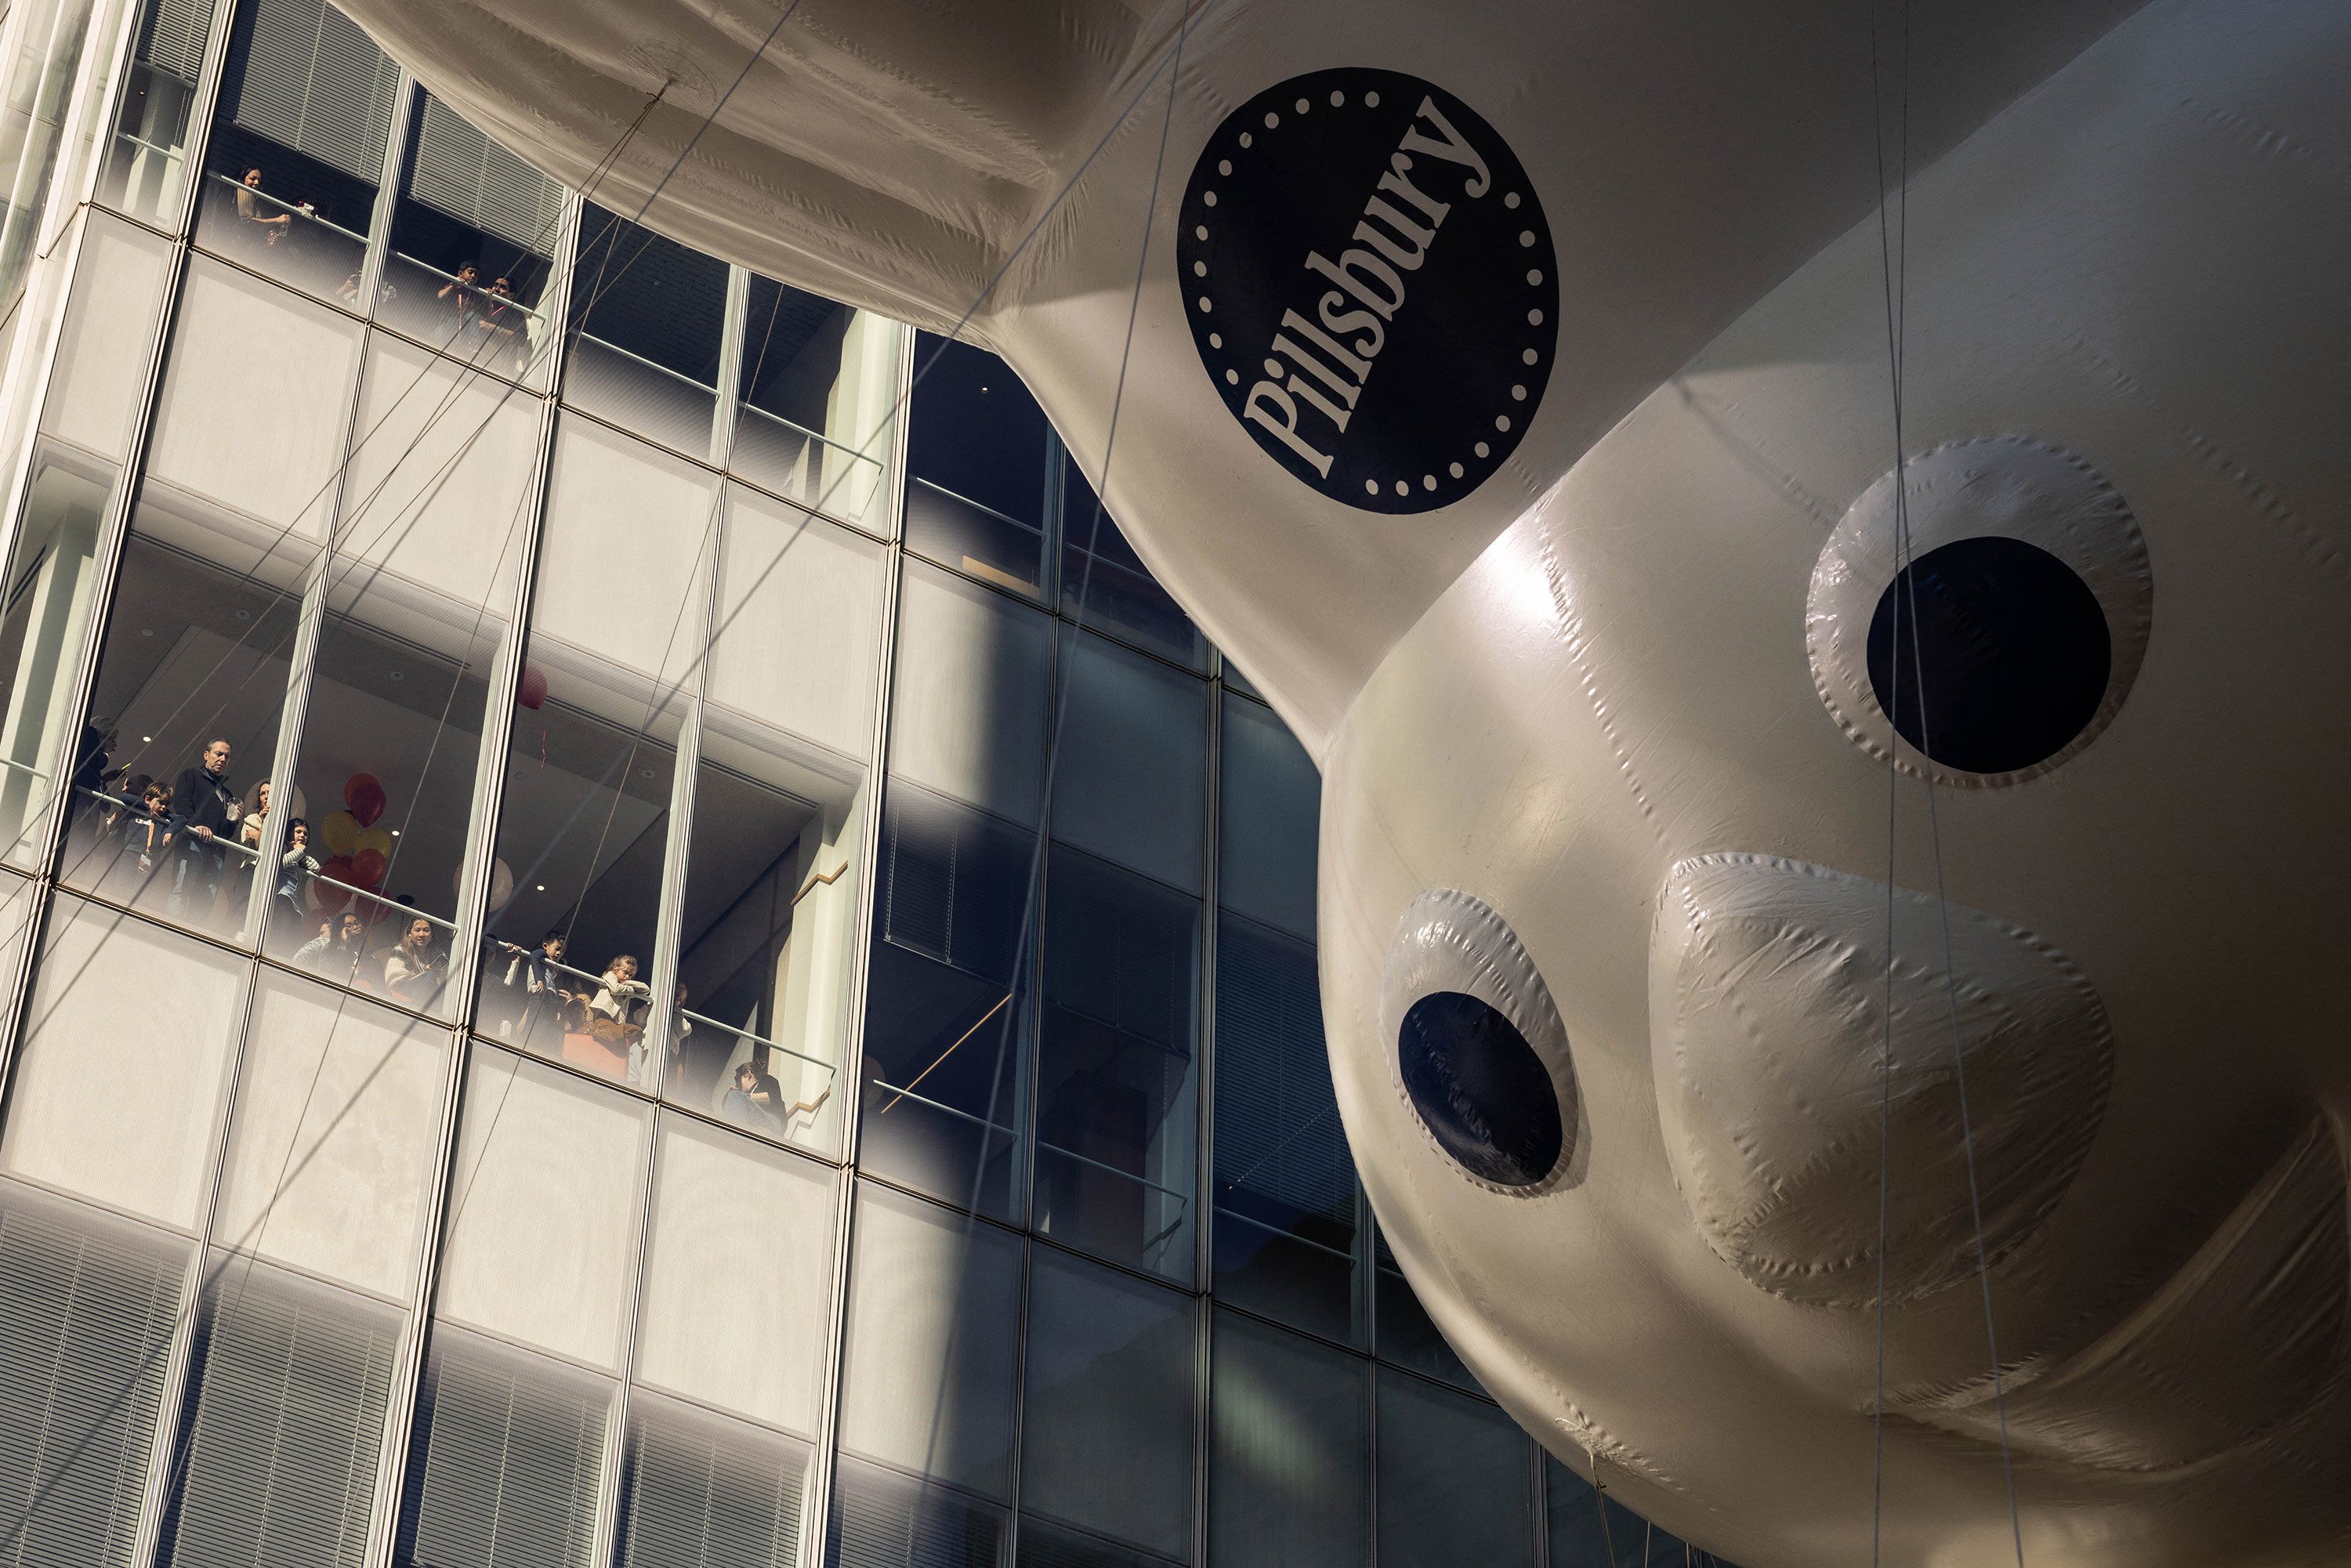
[
  {"x1": 679, "y1": 1007, "x2": 837, "y2": 1074},
  {"x1": 908, "y1": 476, "x2": 1048, "y2": 540},
  {"x1": 1213, "y1": 1202, "x2": 1355, "y2": 1262},
  {"x1": 735, "y1": 400, "x2": 885, "y2": 469},
  {"x1": 112, "y1": 131, "x2": 186, "y2": 161},
  {"x1": 1035, "y1": 1138, "x2": 1192, "y2": 1204},
  {"x1": 76, "y1": 784, "x2": 261, "y2": 863},
  {"x1": 205, "y1": 172, "x2": 368, "y2": 245},
  {"x1": 864, "y1": 1077, "x2": 1194, "y2": 1205},
  {"x1": 865, "y1": 1079, "x2": 1018, "y2": 1139},
  {"x1": 287, "y1": 862, "x2": 461, "y2": 935},
  {"x1": 387, "y1": 251, "x2": 549, "y2": 324},
  {"x1": 573, "y1": 331, "x2": 718, "y2": 397}
]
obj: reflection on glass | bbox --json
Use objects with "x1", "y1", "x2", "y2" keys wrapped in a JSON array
[
  {"x1": 567, "y1": 202, "x2": 728, "y2": 458},
  {"x1": 1212, "y1": 912, "x2": 1356, "y2": 1345},
  {"x1": 1048, "y1": 626, "x2": 1204, "y2": 896},
  {"x1": 905, "y1": 335, "x2": 1053, "y2": 597},
  {"x1": 1374, "y1": 1367, "x2": 1532, "y2": 1568},
  {"x1": 860, "y1": 561, "x2": 1049, "y2": 1220},
  {"x1": 195, "y1": 0, "x2": 399, "y2": 300},
  {"x1": 835, "y1": 1182, "x2": 1021, "y2": 1499},
  {"x1": 376, "y1": 92, "x2": 562, "y2": 382},
  {"x1": 99, "y1": 0, "x2": 220, "y2": 224},
  {"x1": 58, "y1": 487, "x2": 310, "y2": 937},
  {"x1": 1020, "y1": 1247, "x2": 1197, "y2": 1561},
  {"x1": 1215, "y1": 690, "x2": 1318, "y2": 943},
  {"x1": 1034, "y1": 845, "x2": 1199, "y2": 1284},
  {"x1": 828, "y1": 1453, "x2": 1005, "y2": 1568},
  {"x1": 1374, "y1": 1222, "x2": 1475, "y2": 1391},
  {"x1": 735, "y1": 274, "x2": 899, "y2": 534},
  {"x1": 1208, "y1": 1309, "x2": 1368, "y2": 1568},
  {"x1": 475, "y1": 420, "x2": 712, "y2": 1078},
  {"x1": 1060, "y1": 454, "x2": 1202, "y2": 670},
  {"x1": 0, "y1": 0, "x2": 97, "y2": 311},
  {"x1": 0, "y1": 449, "x2": 114, "y2": 867}
]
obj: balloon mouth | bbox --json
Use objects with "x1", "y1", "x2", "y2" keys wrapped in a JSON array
[{"x1": 1889, "y1": 1117, "x2": 2349, "y2": 1475}]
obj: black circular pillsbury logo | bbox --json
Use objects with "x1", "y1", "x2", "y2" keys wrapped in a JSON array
[{"x1": 1179, "y1": 68, "x2": 1557, "y2": 514}]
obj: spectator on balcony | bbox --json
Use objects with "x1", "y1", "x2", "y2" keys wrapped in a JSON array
[
  {"x1": 235, "y1": 168, "x2": 291, "y2": 249},
  {"x1": 273, "y1": 817, "x2": 317, "y2": 939},
  {"x1": 295, "y1": 908, "x2": 370, "y2": 977},
  {"x1": 720, "y1": 1059, "x2": 783, "y2": 1136},
  {"x1": 438, "y1": 261, "x2": 482, "y2": 343},
  {"x1": 383, "y1": 915, "x2": 447, "y2": 1005},
  {"x1": 168, "y1": 737, "x2": 239, "y2": 918}
]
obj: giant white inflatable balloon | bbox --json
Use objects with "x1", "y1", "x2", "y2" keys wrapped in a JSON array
[{"x1": 335, "y1": 0, "x2": 2351, "y2": 1561}]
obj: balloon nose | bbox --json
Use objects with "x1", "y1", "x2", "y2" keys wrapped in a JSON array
[{"x1": 1649, "y1": 853, "x2": 2113, "y2": 1306}]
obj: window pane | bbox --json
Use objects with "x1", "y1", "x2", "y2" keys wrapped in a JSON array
[
  {"x1": 399, "y1": 1329, "x2": 613, "y2": 1568},
  {"x1": 735, "y1": 276, "x2": 898, "y2": 536},
  {"x1": 1374, "y1": 1223, "x2": 1476, "y2": 1391},
  {"x1": 267, "y1": 335, "x2": 536, "y2": 1000},
  {"x1": 1049, "y1": 627, "x2": 1204, "y2": 896},
  {"x1": 567, "y1": 203, "x2": 727, "y2": 458},
  {"x1": 379, "y1": 91, "x2": 561, "y2": 385},
  {"x1": 675, "y1": 726, "x2": 864, "y2": 1156},
  {"x1": 163, "y1": 1259, "x2": 400, "y2": 1568},
  {"x1": 1216, "y1": 695, "x2": 1317, "y2": 943},
  {"x1": 211, "y1": 968, "x2": 448, "y2": 1298},
  {"x1": 906, "y1": 336, "x2": 1052, "y2": 598},
  {"x1": 860, "y1": 560, "x2": 1048, "y2": 1222},
  {"x1": 1212, "y1": 913, "x2": 1355, "y2": 1345},
  {"x1": 623, "y1": 1394, "x2": 811, "y2": 1568},
  {"x1": 827, "y1": 1452, "x2": 1005, "y2": 1568},
  {"x1": 708, "y1": 487, "x2": 884, "y2": 762},
  {"x1": 58, "y1": 483, "x2": 311, "y2": 936},
  {"x1": 835, "y1": 1182, "x2": 1020, "y2": 1500},
  {"x1": 145, "y1": 257, "x2": 364, "y2": 538},
  {"x1": 1020, "y1": 1247, "x2": 1196, "y2": 1559},
  {"x1": 98, "y1": 0, "x2": 222, "y2": 225},
  {"x1": 1374, "y1": 1369, "x2": 1532, "y2": 1568},
  {"x1": 632, "y1": 1114, "x2": 837, "y2": 1438},
  {"x1": 43, "y1": 215, "x2": 174, "y2": 462},
  {"x1": 1016, "y1": 1515, "x2": 1172, "y2": 1568},
  {"x1": 0, "y1": 1186, "x2": 188, "y2": 1567},
  {"x1": 1208, "y1": 1310, "x2": 1367, "y2": 1568},
  {"x1": 434, "y1": 1046, "x2": 650, "y2": 1369},
  {"x1": 0, "y1": 449, "x2": 115, "y2": 867},
  {"x1": 1034, "y1": 847, "x2": 1198, "y2": 1284},
  {"x1": 196, "y1": 0, "x2": 397, "y2": 300},
  {"x1": 0, "y1": 893, "x2": 247, "y2": 1229},
  {"x1": 475, "y1": 419, "x2": 708, "y2": 1079},
  {"x1": 0, "y1": 0, "x2": 97, "y2": 313},
  {"x1": 1060, "y1": 457, "x2": 1201, "y2": 671}
]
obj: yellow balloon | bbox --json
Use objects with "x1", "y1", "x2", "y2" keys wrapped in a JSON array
[
  {"x1": 319, "y1": 810, "x2": 359, "y2": 856},
  {"x1": 352, "y1": 827, "x2": 392, "y2": 858}
]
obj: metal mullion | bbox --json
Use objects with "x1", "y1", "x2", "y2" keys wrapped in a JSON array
[
  {"x1": 708, "y1": 261, "x2": 747, "y2": 468},
  {"x1": 1002, "y1": 1222, "x2": 1034, "y2": 1568},
  {"x1": 1190, "y1": 683, "x2": 1222, "y2": 1568},
  {"x1": 126, "y1": 940, "x2": 266, "y2": 1568},
  {"x1": 0, "y1": 230, "x2": 189, "y2": 1066},
  {"x1": 363, "y1": 331, "x2": 567, "y2": 1568},
  {"x1": 639, "y1": 476, "x2": 719, "y2": 1088},
  {"x1": 585, "y1": 1097, "x2": 665, "y2": 1568},
  {"x1": 353, "y1": 72, "x2": 414, "y2": 317},
  {"x1": 803, "y1": 321, "x2": 911, "y2": 1566},
  {"x1": 142, "y1": 0, "x2": 238, "y2": 239},
  {"x1": 1530, "y1": 1431, "x2": 1550, "y2": 1568},
  {"x1": 53, "y1": 0, "x2": 143, "y2": 219}
]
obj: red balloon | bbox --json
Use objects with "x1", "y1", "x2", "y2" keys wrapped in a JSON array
[
  {"x1": 351, "y1": 847, "x2": 388, "y2": 890},
  {"x1": 343, "y1": 773, "x2": 386, "y2": 827},
  {"x1": 315, "y1": 858, "x2": 356, "y2": 911},
  {"x1": 516, "y1": 663, "x2": 547, "y2": 710}
]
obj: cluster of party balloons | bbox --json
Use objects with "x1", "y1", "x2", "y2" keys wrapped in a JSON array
[{"x1": 311, "y1": 773, "x2": 391, "y2": 912}]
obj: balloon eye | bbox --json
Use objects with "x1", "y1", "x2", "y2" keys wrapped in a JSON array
[
  {"x1": 1380, "y1": 889, "x2": 1575, "y2": 1193},
  {"x1": 1809, "y1": 437, "x2": 2152, "y2": 786},
  {"x1": 1397, "y1": 990, "x2": 1561, "y2": 1187},
  {"x1": 1866, "y1": 536, "x2": 2110, "y2": 775}
]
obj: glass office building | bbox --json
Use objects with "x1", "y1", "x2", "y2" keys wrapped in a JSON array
[{"x1": 0, "y1": 2, "x2": 1729, "y2": 1565}]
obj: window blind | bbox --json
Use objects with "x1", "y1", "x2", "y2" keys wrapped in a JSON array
[
  {"x1": 619, "y1": 1398, "x2": 807, "y2": 1568},
  {"x1": 408, "y1": 94, "x2": 562, "y2": 257},
  {"x1": 164, "y1": 1264, "x2": 399, "y2": 1568},
  {"x1": 826, "y1": 1455, "x2": 1005, "y2": 1568},
  {"x1": 228, "y1": 0, "x2": 398, "y2": 184},
  {"x1": 399, "y1": 1336, "x2": 610, "y2": 1568},
  {"x1": 0, "y1": 1193, "x2": 187, "y2": 1568},
  {"x1": 134, "y1": 0, "x2": 211, "y2": 81}
]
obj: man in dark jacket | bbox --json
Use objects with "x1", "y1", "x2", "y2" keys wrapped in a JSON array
[{"x1": 168, "y1": 737, "x2": 238, "y2": 919}]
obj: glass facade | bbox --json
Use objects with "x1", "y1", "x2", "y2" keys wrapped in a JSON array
[{"x1": 0, "y1": 4, "x2": 1740, "y2": 1566}]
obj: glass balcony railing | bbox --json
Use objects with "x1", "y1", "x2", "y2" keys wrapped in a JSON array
[
  {"x1": 375, "y1": 252, "x2": 552, "y2": 384},
  {"x1": 195, "y1": 172, "x2": 368, "y2": 303}
]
